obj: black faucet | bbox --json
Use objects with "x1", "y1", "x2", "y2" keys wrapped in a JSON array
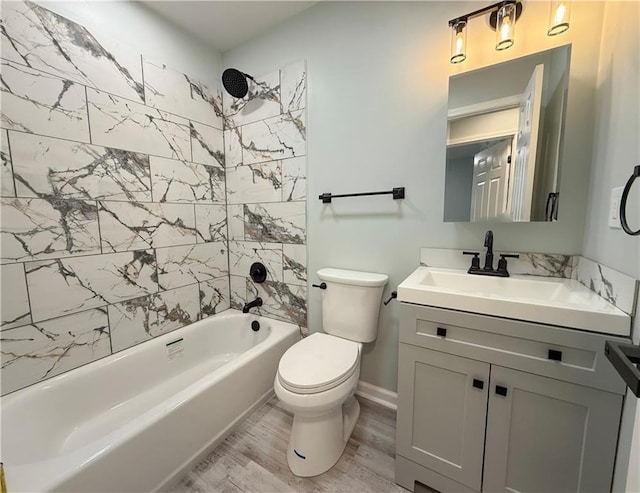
[
  {"x1": 463, "y1": 230, "x2": 519, "y2": 277},
  {"x1": 484, "y1": 230, "x2": 494, "y2": 271},
  {"x1": 242, "y1": 297, "x2": 263, "y2": 313}
]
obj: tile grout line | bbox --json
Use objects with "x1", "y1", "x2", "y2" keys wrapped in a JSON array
[
  {"x1": 84, "y1": 85, "x2": 93, "y2": 144},
  {"x1": 0, "y1": 127, "x2": 229, "y2": 169}
]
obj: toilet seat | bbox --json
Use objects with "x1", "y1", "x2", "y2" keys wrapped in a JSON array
[{"x1": 278, "y1": 333, "x2": 360, "y2": 394}]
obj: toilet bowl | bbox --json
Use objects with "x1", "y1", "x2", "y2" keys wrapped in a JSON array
[
  {"x1": 274, "y1": 268, "x2": 388, "y2": 477},
  {"x1": 275, "y1": 333, "x2": 362, "y2": 477}
]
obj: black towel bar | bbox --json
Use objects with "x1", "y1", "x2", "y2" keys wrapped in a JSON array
[{"x1": 319, "y1": 187, "x2": 405, "y2": 203}]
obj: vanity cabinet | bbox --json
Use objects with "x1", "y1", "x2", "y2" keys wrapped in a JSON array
[{"x1": 395, "y1": 303, "x2": 629, "y2": 493}]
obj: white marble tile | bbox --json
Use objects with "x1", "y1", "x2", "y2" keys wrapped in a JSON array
[
  {"x1": 10, "y1": 132, "x2": 151, "y2": 201},
  {"x1": 280, "y1": 61, "x2": 306, "y2": 113},
  {"x1": 1, "y1": 130, "x2": 15, "y2": 197},
  {"x1": 241, "y1": 110, "x2": 306, "y2": 165},
  {"x1": 1, "y1": 1, "x2": 144, "y2": 102},
  {"x1": 195, "y1": 204, "x2": 227, "y2": 243},
  {"x1": 25, "y1": 250, "x2": 158, "y2": 322},
  {"x1": 223, "y1": 69, "x2": 281, "y2": 128},
  {"x1": 150, "y1": 156, "x2": 225, "y2": 204},
  {"x1": 0, "y1": 308, "x2": 110, "y2": 396},
  {"x1": 419, "y1": 247, "x2": 574, "y2": 278},
  {"x1": 283, "y1": 244, "x2": 307, "y2": 286},
  {"x1": 574, "y1": 256, "x2": 638, "y2": 315},
  {"x1": 1, "y1": 60, "x2": 89, "y2": 142},
  {"x1": 1, "y1": 197, "x2": 100, "y2": 263},
  {"x1": 229, "y1": 240, "x2": 283, "y2": 282},
  {"x1": 247, "y1": 280, "x2": 307, "y2": 327},
  {"x1": 108, "y1": 294, "x2": 157, "y2": 353},
  {"x1": 244, "y1": 202, "x2": 306, "y2": 244},
  {"x1": 98, "y1": 201, "x2": 197, "y2": 252},
  {"x1": 230, "y1": 274, "x2": 247, "y2": 311},
  {"x1": 87, "y1": 88, "x2": 191, "y2": 160},
  {"x1": 0, "y1": 263, "x2": 31, "y2": 328},
  {"x1": 508, "y1": 253, "x2": 574, "y2": 278},
  {"x1": 224, "y1": 127, "x2": 243, "y2": 168},
  {"x1": 226, "y1": 161, "x2": 282, "y2": 204},
  {"x1": 281, "y1": 156, "x2": 306, "y2": 201},
  {"x1": 143, "y1": 57, "x2": 223, "y2": 128},
  {"x1": 227, "y1": 204, "x2": 245, "y2": 241},
  {"x1": 190, "y1": 121, "x2": 225, "y2": 168},
  {"x1": 153, "y1": 283, "x2": 200, "y2": 335},
  {"x1": 156, "y1": 242, "x2": 228, "y2": 290},
  {"x1": 199, "y1": 277, "x2": 230, "y2": 318}
]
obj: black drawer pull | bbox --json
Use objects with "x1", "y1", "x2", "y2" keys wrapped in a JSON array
[
  {"x1": 495, "y1": 385, "x2": 508, "y2": 397},
  {"x1": 472, "y1": 379, "x2": 484, "y2": 390},
  {"x1": 312, "y1": 283, "x2": 327, "y2": 289},
  {"x1": 436, "y1": 327, "x2": 447, "y2": 338},
  {"x1": 548, "y1": 349, "x2": 563, "y2": 361}
]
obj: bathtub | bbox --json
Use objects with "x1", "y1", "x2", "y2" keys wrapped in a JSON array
[{"x1": 0, "y1": 310, "x2": 299, "y2": 492}]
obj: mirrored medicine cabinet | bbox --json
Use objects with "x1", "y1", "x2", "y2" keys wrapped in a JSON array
[{"x1": 443, "y1": 45, "x2": 571, "y2": 223}]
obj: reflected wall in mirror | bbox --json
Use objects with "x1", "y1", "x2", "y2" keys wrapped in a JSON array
[{"x1": 444, "y1": 45, "x2": 571, "y2": 223}]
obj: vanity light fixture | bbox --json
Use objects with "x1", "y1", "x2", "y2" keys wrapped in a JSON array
[
  {"x1": 547, "y1": 0, "x2": 571, "y2": 36},
  {"x1": 450, "y1": 19, "x2": 468, "y2": 63},
  {"x1": 448, "y1": 1, "x2": 523, "y2": 63}
]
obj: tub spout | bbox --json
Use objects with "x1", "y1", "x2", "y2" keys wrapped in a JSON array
[{"x1": 242, "y1": 297, "x2": 263, "y2": 313}]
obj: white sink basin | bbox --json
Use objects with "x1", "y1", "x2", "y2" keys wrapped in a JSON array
[{"x1": 398, "y1": 267, "x2": 630, "y2": 336}]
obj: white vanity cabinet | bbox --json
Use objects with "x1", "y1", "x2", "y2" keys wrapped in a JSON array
[{"x1": 395, "y1": 303, "x2": 629, "y2": 493}]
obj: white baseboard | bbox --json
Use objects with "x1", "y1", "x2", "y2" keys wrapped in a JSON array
[{"x1": 356, "y1": 380, "x2": 397, "y2": 411}]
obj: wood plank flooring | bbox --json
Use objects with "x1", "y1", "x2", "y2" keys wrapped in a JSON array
[{"x1": 170, "y1": 396, "x2": 432, "y2": 493}]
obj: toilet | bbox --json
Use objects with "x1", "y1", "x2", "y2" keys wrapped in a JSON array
[{"x1": 274, "y1": 267, "x2": 388, "y2": 477}]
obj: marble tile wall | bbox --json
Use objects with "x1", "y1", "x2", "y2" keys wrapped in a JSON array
[
  {"x1": 223, "y1": 61, "x2": 308, "y2": 331},
  {"x1": 0, "y1": 1, "x2": 229, "y2": 395}
]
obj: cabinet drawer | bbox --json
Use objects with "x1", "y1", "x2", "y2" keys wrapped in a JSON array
[{"x1": 400, "y1": 303, "x2": 629, "y2": 394}]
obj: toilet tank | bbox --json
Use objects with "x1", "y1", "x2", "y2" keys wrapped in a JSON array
[{"x1": 317, "y1": 268, "x2": 388, "y2": 343}]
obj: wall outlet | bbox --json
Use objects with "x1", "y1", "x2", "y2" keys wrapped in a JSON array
[{"x1": 608, "y1": 187, "x2": 624, "y2": 228}]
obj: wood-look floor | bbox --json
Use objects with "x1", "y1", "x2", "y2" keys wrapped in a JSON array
[{"x1": 170, "y1": 396, "x2": 433, "y2": 493}]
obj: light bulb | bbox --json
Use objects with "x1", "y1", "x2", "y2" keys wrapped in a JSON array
[
  {"x1": 450, "y1": 20, "x2": 467, "y2": 64},
  {"x1": 496, "y1": 3, "x2": 516, "y2": 50},
  {"x1": 548, "y1": 0, "x2": 571, "y2": 36}
]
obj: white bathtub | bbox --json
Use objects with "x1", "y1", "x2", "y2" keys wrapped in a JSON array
[{"x1": 0, "y1": 310, "x2": 299, "y2": 492}]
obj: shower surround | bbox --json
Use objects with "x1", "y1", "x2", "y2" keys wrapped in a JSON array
[{"x1": 0, "y1": 1, "x2": 308, "y2": 396}]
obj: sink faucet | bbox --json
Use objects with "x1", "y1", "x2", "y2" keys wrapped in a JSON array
[
  {"x1": 462, "y1": 230, "x2": 519, "y2": 277},
  {"x1": 484, "y1": 230, "x2": 494, "y2": 271},
  {"x1": 242, "y1": 297, "x2": 263, "y2": 313}
]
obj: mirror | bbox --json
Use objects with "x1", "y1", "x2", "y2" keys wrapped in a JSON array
[{"x1": 443, "y1": 45, "x2": 571, "y2": 223}]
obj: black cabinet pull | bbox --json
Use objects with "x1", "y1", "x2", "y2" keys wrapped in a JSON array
[
  {"x1": 312, "y1": 283, "x2": 327, "y2": 289},
  {"x1": 495, "y1": 385, "x2": 508, "y2": 396},
  {"x1": 548, "y1": 349, "x2": 563, "y2": 361},
  {"x1": 436, "y1": 327, "x2": 447, "y2": 338},
  {"x1": 472, "y1": 379, "x2": 484, "y2": 390}
]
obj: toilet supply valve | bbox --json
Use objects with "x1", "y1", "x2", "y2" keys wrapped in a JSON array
[{"x1": 383, "y1": 291, "x2": 397, "y2": 305}]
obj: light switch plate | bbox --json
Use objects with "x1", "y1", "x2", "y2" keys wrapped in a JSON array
[{"x1": 608, "y1": 187, "x2": 624, "y2": 228}]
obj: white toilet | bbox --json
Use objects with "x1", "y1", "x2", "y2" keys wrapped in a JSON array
[{"x1": 274, "y1": 267, "x2": 388, "y2": 477}]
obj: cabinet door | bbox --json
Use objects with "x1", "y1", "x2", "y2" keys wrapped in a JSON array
[
  {"x1": 397, "y1": 344, "x2": 490, "y2": 491},
  {"x1": 484, "y1": 366, "x2": 623, "y2": 493}
]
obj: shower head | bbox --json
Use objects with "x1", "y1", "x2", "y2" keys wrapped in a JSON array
[{"x1": 222, "y1": 68, "x2": 255, "y2": 99}]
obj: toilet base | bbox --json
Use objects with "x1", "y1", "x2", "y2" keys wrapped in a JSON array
[{"x1": 286, "y1": 396, "x2": 360, "y2": 477}]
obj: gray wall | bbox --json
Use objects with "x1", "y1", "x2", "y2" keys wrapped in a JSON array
[
  {"x1": 582, "y1": 2, "x2": 640, "y2": 279},
  {"x1": 223, "y1": 1, "x2": 606, "y2": 391}
]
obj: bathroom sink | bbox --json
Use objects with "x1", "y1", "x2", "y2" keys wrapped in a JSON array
[{"x1": 398, "y1": 267, "x2": 630, "y2": 336}]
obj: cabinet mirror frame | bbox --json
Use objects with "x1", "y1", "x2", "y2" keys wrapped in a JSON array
[{"x1": 443, "y1": 45, "x2": 571, "y2": 223}]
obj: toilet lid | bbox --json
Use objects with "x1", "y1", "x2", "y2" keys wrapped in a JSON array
[{"x1": 278, "y1": 333, "x2": 360, "y2": 394}]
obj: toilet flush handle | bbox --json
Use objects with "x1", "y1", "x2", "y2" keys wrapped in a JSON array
[
  {"x1": 383, "y1": 291, "x2": 398, "y2": 305},
  {"x1": 312, "y1": 282, "x2": 327, "y2": 289}
]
